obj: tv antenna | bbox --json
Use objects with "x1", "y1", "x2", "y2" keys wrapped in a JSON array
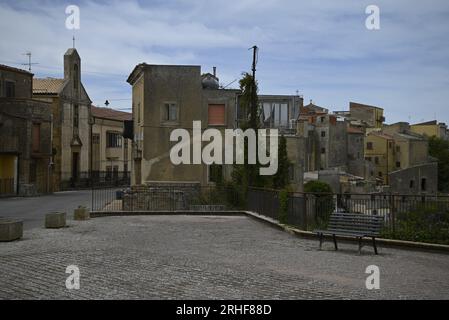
[{"x1": 22, "y1": 51, "x2": 39, "y2": 72}]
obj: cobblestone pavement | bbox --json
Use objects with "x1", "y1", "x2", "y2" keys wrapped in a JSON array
[{"x1": 1, "y1": 215, "x2": 448, "y2": 299}]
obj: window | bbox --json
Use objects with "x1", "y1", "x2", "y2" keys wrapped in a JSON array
[
  {"x1": 163, "y1": 103, "x2": 178, "y2": 122},
  {"x1": 73, "y1": 105, "x2": 79, "y2": 128},
  {"x1": 137, "y1": 102, "x2": 141, "y2": 124},
  {"x1": 92, "y1": 134, "x2": 100, "y2": 144},
  {"x1": 321, "y1": 147, "x2": 326, "y2": 154},
  {"x1": 378, "y1": 171, "x2": 383, "y2": 178},
  {"x1": 366, "y1": 157, "x2": 372, "y2": 162},
  {"x1": 320, "y1": 116, "x2": 325, "y2": 123},
  {"x1": 106, "y1": 132, "x2": 122, "y2": 148},
  {"x1": 74, "y1": 64, "x2": 79, "y2": 90},
  {"x1": 367, "y1": 142, "x2": 373, "y2": 150},
  {"x1": 421, "y1": 178, "x2": 427, "y2": 191},
  {"x1": 396, "y1": 161, "x2": 401, "y2": 168},
  {"x1": 375, "y1": 157, "x2": 379, "y2": 164},
  {"x1": 5, "y1": 81, "x2": 15, "y2": 97},
  {"x1": 409, "y1": 180, "x2": 414, "y2": 189},
  {"x1": 208, "y1": 104, "x2": 225, "y2": 125},
  {"x1": 389, "y1": 141, "x2": 393, "y2": 148},
  {"x1": 321, "y1": 131, "x2": 326, "y2": 137},
  {"x1": 209, "y1": 165, "x2": 223, "y2": 183},
  {"x1": 32, "y1": 123, "x2": 40, "y2": 152},
  {"x1": 396, "y1": 146, "x2": 401, "y2": 152}
]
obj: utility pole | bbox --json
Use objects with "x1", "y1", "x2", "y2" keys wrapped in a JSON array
[{"x1": 249, "y1": 45, "x2": 258, "y2": 130}]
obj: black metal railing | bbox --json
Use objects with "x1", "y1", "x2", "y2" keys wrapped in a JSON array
[
  {"x1": 62, "y1": 171, "x2": 131, "y2": 190},
  {"x1": 91, "y1": 185, "x2": 449, "y2": 244}
]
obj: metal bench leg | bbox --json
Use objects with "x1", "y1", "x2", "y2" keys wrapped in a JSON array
[
  {"x1": 319, "y1": 233, "x2": 323, "y2": 250},
  {"x1": 372, "y1": 237, "x2": 378, "y2": 255},
  {"x1": 332, "y1": 234, "x2": 338, "y2": 251},
  {"x1": 358, "y1": 237, "x2": 362, "y2": 255}
]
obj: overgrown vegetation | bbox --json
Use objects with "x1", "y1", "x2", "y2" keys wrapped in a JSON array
[
  {"x1": 381, "y1": 204, "x2": 449, "y2": 245},
  {"x1": 304, "y1": 181, "x2": 334, "y2": 229},
  {"x1": 428, "y1": 136, "x2": 449, "y2": 192},
  {"x1": 278, "y1": 189, "x2": 289, "y2": 224}
]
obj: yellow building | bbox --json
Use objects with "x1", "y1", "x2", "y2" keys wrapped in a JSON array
[
  {"x1": 91, "y1": 106, "x2": 132, "y2": 182},
  {"x1": 349, "y1": 102, "x2": 384, "y2": 130},
  {"x1": 410, "y1": 120, "x2": 448, "y2": 140},
  {"x1": 364, "y1": 132, "x2": 396, "y2": 184}
]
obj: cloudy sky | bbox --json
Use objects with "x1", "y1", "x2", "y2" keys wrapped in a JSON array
[{"x1": 1, "y1": 0, "x2": 448, "y2": 124}]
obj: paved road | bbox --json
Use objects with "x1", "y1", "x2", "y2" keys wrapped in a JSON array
[
  {"x1": 1, "y1": 215, "x2": 448, "y2": 299},
  {"x1": 0, "y1": 190, "x2": 92, "y2": 230}
]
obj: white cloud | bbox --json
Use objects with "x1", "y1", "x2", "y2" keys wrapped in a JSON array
[{"x1": 0, "y1": 0, "x2": 448, "y2": 123}]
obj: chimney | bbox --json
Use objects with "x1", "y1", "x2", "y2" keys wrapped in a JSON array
[{"x1": 213, "y1": 66, "x2": 216, "y2": 77}]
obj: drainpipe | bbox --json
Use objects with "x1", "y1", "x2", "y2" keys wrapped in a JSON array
[{"x1": 47, "y1": 114, "x2": 54, "y2": 193}]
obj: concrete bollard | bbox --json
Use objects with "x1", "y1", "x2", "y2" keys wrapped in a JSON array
[
  {"x1": 74, "y1": 206, "x2": 90, "y2": 221},
  {"x1": 0, "y1": 219, "x2": 23, "y2": 242},
  {"x1": 45, "y1": 212, "x2": 66, "y2": 228}
]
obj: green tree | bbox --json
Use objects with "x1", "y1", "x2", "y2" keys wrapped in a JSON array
[
  {"x1": 232, "y1": 72, "x2": 266, "y2": 188},
  {"x1": 272, "y1": 135, "x2": 290, "y2": 189},
  {"x1": 428, "y1": 136, "x2": 449, "y2": 192},
  {"x1": 304, "y1": 180, "x2": 333, "y2": 193}
]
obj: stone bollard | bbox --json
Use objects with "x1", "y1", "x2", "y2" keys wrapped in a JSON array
[
  {"x1": 0, "y1": 219, "x2": 23, "y2": 242},
  {"x1": 74, "y1": 206, "x2": 90, "y2": 221},
  {"x1": 45, "y1": 212, "x2": 66, "y2": 229}
]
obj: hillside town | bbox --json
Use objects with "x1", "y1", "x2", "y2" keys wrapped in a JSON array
[
  {"x1": 0, "y1": 48, "x2": 446, "y2": 197},
  {"x1": 2, "y1": 1, "x2": 449, "y2": 303}
]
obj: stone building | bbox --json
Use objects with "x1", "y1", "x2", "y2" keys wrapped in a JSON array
[
  {"x1": 33, "y1": 48, "x2": 92, "y2": 190},
  {"x1": 365, "y1": 124, "x2": 437, "y2": 193},
  {"x1": 91, "y1": 106, "x2": 132, "y2": 182},
  {"x1": 349, "y1": 102, "x2": 384, "y2": 130},
  {"x1": 0, "y1": 64, "x2": 52, "y2": 196},
  {"x1": 410, "y1": 120, "x2": 448, "y2": 140},
  {"x1": 127, "y1": 64, "x2": 239, "y2": 186}
]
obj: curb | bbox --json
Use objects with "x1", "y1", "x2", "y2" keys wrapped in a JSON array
[{"x1": 243, "y1": 211, "x2": 449, "y2": 254}]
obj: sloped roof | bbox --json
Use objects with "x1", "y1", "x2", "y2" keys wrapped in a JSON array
[
  {"x1": 412, "y1": 120, "x2": 437, "y2": 126},
  {"x1": 369, "y1": 131, "x2": 394, "y2": 140},
  {"x1": 91, "y1": 106, "x2": 132, "y2": 121},
  {"x1": 347, "y1": 126, "x2": 364, "y2": 134},
  {"x1": 0, "y1": 64, "x2": 33, "y2": 76},
  {"x1": 33, "y1": 78, "x2": 65, "y2": 94}
]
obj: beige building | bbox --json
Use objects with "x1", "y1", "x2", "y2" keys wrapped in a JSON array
[
  {"x1": 127, "y1": 64, "x2": 239, "y2": 186},
  {"x1": 410, "y1": 120, "x2": 448, "y2": 140},
  {"x1": 91, "y1": 106, "x2": 132, "y2": 182},
  {"x1": 349, "y1": 102, "x2": 384, "y2": 131},
  {"x1": 33, "y1": 48, "x2": 92, "y2": 190}
]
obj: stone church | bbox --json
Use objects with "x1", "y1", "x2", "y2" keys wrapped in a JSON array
[{"x1": 33, "y1": 48, "x2": 92, "y2": 191}]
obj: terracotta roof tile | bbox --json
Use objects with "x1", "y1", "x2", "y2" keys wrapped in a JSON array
[
  {"x1": 91, "y1": 106, "x2": 132, "y2": 121},
  {"x1": 33, "y1": 78, "x2": 65, "y2": 94}
]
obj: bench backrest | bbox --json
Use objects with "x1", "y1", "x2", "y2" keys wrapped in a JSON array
[{"x1": 327, "y1": 212, "x2": 384, "y2": 236}]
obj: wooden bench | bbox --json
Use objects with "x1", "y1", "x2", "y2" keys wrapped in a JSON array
[{"x1": 314, "y1": 212, "x2": 384, "y2": 254}]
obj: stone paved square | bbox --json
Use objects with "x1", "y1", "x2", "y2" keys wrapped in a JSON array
[{"x1": 1, "y1": 214, "x2": 449, "y2": 299}]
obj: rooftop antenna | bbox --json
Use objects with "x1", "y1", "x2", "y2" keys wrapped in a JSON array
[{"x1": 21, "y1": 51, "x2": 38, "y2": 72}]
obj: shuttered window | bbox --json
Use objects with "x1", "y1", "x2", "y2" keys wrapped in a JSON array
[{"x1": 208, "y1": 104, "x2": 225, "y2": 125}]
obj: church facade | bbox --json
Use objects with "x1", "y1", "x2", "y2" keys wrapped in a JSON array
[{"x1": 33, "y1": 48, "x2": 92, "y2": 191}]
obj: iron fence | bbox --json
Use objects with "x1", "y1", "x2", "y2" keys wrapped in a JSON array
[
  {"x1": 91, "y1": 185, "x2": 449, "y2": 244},
  {"x1": 62, "y1": 171, "x2": 131, "y2": 190}
]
